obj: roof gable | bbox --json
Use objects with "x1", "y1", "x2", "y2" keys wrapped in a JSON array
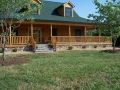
[
  {"x1": 63, "y1": 1, "x2": 75, "y2": 8},
  {"x1": 31, "y1": 0, "x2": 41, "y2": 4}
]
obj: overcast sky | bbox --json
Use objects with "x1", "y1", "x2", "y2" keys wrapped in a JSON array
[{"x1": 44, "y1": 0, "x2": 105, "y2": 19}]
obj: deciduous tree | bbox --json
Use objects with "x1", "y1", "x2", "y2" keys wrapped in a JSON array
[
  {"x1": 88, "y1": 0, "x2": 120, "y2": 51},
  {"x1": 0, "y1": 0, "x2": 41, "y2": 60}
]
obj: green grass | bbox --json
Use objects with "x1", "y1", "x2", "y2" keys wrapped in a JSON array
[{"x1": 0, "y1": 50, "x2": 120, "y2": 90}]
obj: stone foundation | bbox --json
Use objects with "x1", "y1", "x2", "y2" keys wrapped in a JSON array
[
  {"x1": 0, "y1": 45, "x2": 33, "y2": 52},
  {"x1": 56, "y1": 44, "x2": 112, "y2": 51}
]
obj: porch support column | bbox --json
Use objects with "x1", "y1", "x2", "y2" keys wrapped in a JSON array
[
  {"x1": 84, "y1": 26, "x2": 86, "y2": 43},
  {"x1": 50, "y1": 24, "x2": 52, "y2": 38},
  {"x1": 9, "y1": 25, "x2": 11, "y2": 45},
  {"x1": 69, "y1": 25, "x2": 71, "y2": 44},
  {"x1": 98, "y1": 28, "x2": 101, "y2": 43},
  {"x1": 31, "y1": 23, "x2": 33, "y2": 38},
  {"x1": 50, "y1": 24, "x2": 53, "y2": 44}
]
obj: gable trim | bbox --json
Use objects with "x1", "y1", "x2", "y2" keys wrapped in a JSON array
[{"x1": 63, "y1": 1, "x2": 75, "y2": 8}]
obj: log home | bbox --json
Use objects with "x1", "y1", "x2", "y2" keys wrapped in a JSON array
[{"x1": 0, "y1": 0, "x2": 112, "y2": 51}]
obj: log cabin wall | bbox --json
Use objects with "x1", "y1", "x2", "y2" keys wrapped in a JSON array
[
  {"x1": 18, "y1": 24, "x2": 30, "y2": 36},
  {"x1": 52, "y1": 25, "x2": 69, "y2": 36}
]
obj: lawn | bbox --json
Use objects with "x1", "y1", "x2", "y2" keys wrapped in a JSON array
[{"x1": 0, "y1": 50, "x2": 120, "y2": 90}]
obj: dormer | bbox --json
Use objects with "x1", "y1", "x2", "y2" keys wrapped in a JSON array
[
  {"x1": 57, "y1": 1, "x2": 75, "y2": 17},
  {"x1": 31, "y1": 0, "x2": 41, "y2": 4}
]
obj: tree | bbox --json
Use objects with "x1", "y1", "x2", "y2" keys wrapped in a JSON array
[
  {"x1": 88, "y1": 0, "x2": 120, "y2": 51},
  {"x1": 0, "y1": 0, "x2": 41, "y2": 60}
]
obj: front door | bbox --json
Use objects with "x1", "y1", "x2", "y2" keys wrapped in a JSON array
[{"x1": 28, "y1": 29, "x2": 42, "y2": 43}]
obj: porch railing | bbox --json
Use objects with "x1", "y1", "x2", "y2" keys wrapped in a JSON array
[
  {"x1": 31, "y1": 37, "x2": 36, "y2": 51},
  {"x1": 11, "y1": 36, "x2": 31, "y2": 45},
  {"x1": 51, "y1": 36, "x2": 112, "y2": 44},
  {"x1": 0, "y1": 36, "x2": 31, "y2": 45}
]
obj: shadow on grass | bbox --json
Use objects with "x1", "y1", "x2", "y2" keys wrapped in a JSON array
[{"x1": 100, "y1": 49, "x2": 120, "y2": 53}]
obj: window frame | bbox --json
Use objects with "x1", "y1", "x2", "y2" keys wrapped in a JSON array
[{"x1": 65, "y1": 7, "x2": 72, "y2": 17}]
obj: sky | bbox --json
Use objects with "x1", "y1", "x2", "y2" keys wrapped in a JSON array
[{"x1": 44, "y1": 0, "x2": 105, "y2": 19}]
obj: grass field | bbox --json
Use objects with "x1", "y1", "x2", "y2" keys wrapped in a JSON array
[{"x1": 0, "y1": 50, "x2": 120, "y2": 90}]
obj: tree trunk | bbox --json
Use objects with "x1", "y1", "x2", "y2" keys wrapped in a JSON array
[
  {"x1": 113, "y1": 38, "x2": 117, "y2": 52},
  {"x1": 2, "y1": 36, "x2": 6, "y2": 61},
  {"x1": 2, "y1": 47, "x2": 5, "y2": 61}
]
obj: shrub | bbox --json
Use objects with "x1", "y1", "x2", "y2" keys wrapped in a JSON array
[
  {"x1": 12, "y1": 48, "x2": 17, "y2": 52},
  {"x1": 68, "y1": 46, "x2": 73, "y2": 50},
  {"x1": 0, "y1": 49, "x2": 2, "y2": 53},
  {"x1": 94, "y1": 45, "x2": 97, "y2": 48},
  {"x1": 103, "y1": 45, "x2": 106, "y2": 48},
  {"x1": 82, "y1": 45, "x2": 86, "y2": 49}
]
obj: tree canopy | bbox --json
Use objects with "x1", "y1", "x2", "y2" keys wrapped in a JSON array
[
  {"x1": 88, "y1": 0, "x2": 120, "y2": 51},
  {"x1": 0, "y1": 0, "x2": 41, "y2": 60}
]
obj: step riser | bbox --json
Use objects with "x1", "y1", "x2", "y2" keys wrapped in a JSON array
[{"x1": 36, "y1": 44, "x2": 54, "y2": 53}]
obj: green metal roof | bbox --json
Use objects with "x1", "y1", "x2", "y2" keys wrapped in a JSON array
[{"x1": 29, "y1": 1, "x2": 93, "y2": 24}]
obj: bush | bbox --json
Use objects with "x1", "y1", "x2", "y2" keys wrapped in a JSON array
[
  {"x1": 68, "y1": 46, "x2": 73, "y2": 50},
  {"x1": 0, "y1": 49, "x2": 2, "y2": 53},
  {"x1": 12, "y1": 48, "x2": 17, "y2": 52},
  {"x1": 82, "y1": 45, "x2": 86, "y2": 49},
  {"x1": 94, "y1": 45, "x2": 97, "y2": 48},
  {"x1": 103, "y1": 45, "x2": 106, "y2": 48}
]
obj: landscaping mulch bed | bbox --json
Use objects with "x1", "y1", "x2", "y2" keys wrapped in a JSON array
[{"x1": 0, "y1": 58, "x2": 30, "y2": 66}]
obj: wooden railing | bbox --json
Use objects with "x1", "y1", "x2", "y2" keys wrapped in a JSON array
[
  {"x1": 0, "y1": 36, "x2": 31, "y2": 45},
  {"x1": 31, "y1": 37, "x2": 36, "y2": 51},
  {"x1": 0, "y1": 36, "x2": 37, "y2": 51},
  {"x1": 51, "y1": 36, "x2": 112, "y2": 43},
  {"x1": 0, "y1": 36, "x2": 10, "y2": 45},
  {"x1": 11, "y1": 36, "x2": 31, "y2": 45}
]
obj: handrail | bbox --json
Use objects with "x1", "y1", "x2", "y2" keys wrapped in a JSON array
[
  {"x1": 11, "y1": 36, "x2": 31, "y2": 44},
  {"x1": 0, "y1": 36, "x2": 31, "y2": 45},
  {"x1": 31, "y1": 37, "x2": 36, "y2": 52},
  {"x1": 51, "y1": 36, "x2": 112, "y2": 43}
]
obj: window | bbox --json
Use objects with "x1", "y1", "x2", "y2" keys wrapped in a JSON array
[
  {"x1": 52, "y1": 28, "x2": 58, "y2": 36},
  {"x1": 75, "y1": 29, "x2": 82, "y2": 36},
  {"x1": 65, "y1": 7, "x2": 72, "y2": 17}
]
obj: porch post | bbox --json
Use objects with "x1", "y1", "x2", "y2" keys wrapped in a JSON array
[
  {"x1": 9, "y1": 25, "x2": 11, "y2": 45},
  {"x1": 84, "y1": 26, "x2": 86, "y2": 43},
  {"x1": 50, "y1": 24, "x2": 52, "y2": 38},
  {"x1": 69, "y1": 25, "x2": 71, "y2": 44},
  {"x1": 50, "y1": 24, "x2": 53, "y2": 43},
  {"x1": 31, "y1": 23, "x2": 33, "y2": 38},
  {"x1": 99, "y1": 28, "x2": 101, "y2": 43}
]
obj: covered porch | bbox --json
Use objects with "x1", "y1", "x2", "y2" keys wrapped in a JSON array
[{"x1": 0, "y1": 21, "x2": 112, "y2": 51}]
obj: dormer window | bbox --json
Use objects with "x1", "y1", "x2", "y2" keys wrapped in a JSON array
[{"x1": 65, "y1": 7, "x2": 72, "y2": 17}]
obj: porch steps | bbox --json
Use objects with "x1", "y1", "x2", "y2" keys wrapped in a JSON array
[{"x1": 35, "y1": 44, "x2": 54, "y2": 53}]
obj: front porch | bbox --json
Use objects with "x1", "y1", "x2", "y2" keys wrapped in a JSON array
[
  {"x1": 0, "y1": 36, "x2": 112, "y2": 49},
  {"x1": 0, "y1": 21, "x2": 112, "y2": 51}
]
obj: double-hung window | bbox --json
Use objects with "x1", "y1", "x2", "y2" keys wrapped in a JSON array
[{"x1": 65, "y1": 7, "x2": 72, "y2": 17}]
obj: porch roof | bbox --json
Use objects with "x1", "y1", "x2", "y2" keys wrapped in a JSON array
[{"x1": 27, "y1": 1, "x2": 94, "y2": 24}]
